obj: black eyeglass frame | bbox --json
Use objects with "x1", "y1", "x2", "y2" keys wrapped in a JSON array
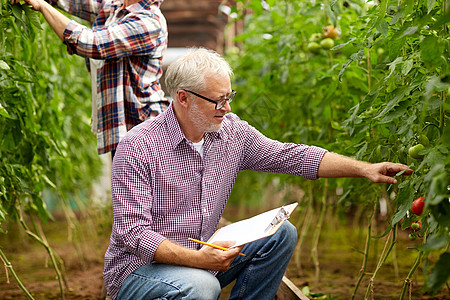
[{"x1": 183, "y1": 89, "x2": 236, "y2": 110}]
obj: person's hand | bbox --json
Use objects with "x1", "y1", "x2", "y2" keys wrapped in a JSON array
[
  {"x1": 364, "y1": 162, "x2": 413, "y2": 184},
  {"x1": 199, "y1": 241, "x2": 243, "y2": 271},
  {"x1": 11, "y1": 0, "x2": 44, "y2": 12}
]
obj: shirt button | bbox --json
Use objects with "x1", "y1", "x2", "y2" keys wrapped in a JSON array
[{"x1": 203, "y1": 208, "x2": 207, "y2": 213}]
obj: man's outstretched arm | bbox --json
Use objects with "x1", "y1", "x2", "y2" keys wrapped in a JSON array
[{"x1": 317, "y1": 152, "x2": 413, "y2": 184}]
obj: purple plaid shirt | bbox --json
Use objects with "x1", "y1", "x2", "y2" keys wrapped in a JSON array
[
  {"x1": 103, "y1": 103, "x2": 327, "y2": 299},
  {"x1": 54, "y1": 0, "x2": 168, "y2": 154}
]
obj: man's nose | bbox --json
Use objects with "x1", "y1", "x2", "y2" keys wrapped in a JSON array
[{"x1": 220, "y1": 100, "x2": 231, "y2": 112}]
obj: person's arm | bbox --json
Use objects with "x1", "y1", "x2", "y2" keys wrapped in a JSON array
[
  {"x1": 62, "y1": 8, "x2": 166, "y2": 59},
  {"x1": 317, "y1": 152, "x2": 413, "y2": 184},
  {"x1": 11, "y1": 0, "x2": 70, "y2": 40},
  {"x1": 154, "y1": 240, "x2": 243, "y2": 272}
]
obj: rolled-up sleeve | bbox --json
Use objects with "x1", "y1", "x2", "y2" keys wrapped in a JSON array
[{"x1": 62, "y1": 11, "x2": 165, "y2": 59}]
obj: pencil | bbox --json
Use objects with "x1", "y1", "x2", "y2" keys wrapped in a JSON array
[{"x1": 188, "y1": 238, "x2": 246, "y2": 256}]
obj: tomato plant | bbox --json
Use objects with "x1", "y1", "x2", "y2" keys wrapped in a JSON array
[
  {"x1": 227, "y1": 0, "x2": 449, "y2": 297},
  {"x1": 0, "y1": 0, "x2": 102, "y2": 296}
]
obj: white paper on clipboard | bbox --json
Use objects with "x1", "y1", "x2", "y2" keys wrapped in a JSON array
[{"x1": 208, "y1": 202, "x2": 298, "y2": 247}]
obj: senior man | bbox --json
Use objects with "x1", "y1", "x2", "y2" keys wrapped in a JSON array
[{"x1": 103, "y1": 47, "x2": 413, "y2": 300}]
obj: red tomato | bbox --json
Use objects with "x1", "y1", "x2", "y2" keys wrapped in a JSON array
[{"x1": 411, "y1": 197, "x2": 426, "y2": 216}]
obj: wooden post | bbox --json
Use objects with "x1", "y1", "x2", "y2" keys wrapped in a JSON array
[{"x1": 275, "y1": 276, "x2": 310, "y2": 300}]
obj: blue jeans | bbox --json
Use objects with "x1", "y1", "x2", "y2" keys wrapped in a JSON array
[{"x1": 117, "y1": 221, "x2": 297, "y2": 300}]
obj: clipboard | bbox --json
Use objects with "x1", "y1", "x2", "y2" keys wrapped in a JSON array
[{"x1": 207, "y1": 202, "x2": 298, "y2": 247}]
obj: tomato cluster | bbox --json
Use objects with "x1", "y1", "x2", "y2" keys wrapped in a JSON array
[
  {"x1": 408, "y1": 197, "x2": 426, "y2": 240},
  {"x1": 306, "y1": 25, "x2": 338, "y2": 53}
]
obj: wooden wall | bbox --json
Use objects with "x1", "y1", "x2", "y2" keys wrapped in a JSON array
[{"x1": 161, "y1": 0, "x2": 241, "y2": 54}]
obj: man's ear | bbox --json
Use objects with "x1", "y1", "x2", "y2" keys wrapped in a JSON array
[{"x1": 177, "y1": 90, "x2": 190, "y2": 108}]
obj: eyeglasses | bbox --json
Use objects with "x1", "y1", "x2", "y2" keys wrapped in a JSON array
[{"x1": 183, "y1": 89, "x2": 236, "y2": 110}]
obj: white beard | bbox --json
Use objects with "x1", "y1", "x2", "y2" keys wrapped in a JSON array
[{"x1": 189, "y1": 100, "x2": 222, "y2": 132}]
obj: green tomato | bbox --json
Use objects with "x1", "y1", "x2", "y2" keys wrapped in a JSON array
[
  {"x1": 410, "y1": 222, "x2": 420, "y2": 230},
  {"x1": 307, "y1": 42, "x2": 321, "y2": 53},
  {"x1": 408, "y1": 144, "x2": 425, "y2": 159},
  {"x1": 408, "y1": 233, "x2": 417, "y2": 240},
  {"x1": 309, "y1": 33, "x2": 323, "y2": 43},
  {"x1": 419, "y1": 134, "x2": 430, "y2": 147},
  {"x1": 320, "y1": 38, "x2": 335, "y2": 50}
]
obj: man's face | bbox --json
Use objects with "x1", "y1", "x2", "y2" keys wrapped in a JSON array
[{"x1": 187, "y1": 74, "x2": 232, "y2": 133}]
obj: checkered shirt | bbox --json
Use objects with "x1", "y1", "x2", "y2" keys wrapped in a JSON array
[
  {"x1": 103, "y1": 103, "x2": 328, "y2": 299},
  {"x1": 54, "y1": 0, "x2": 168, "y2": 154}
]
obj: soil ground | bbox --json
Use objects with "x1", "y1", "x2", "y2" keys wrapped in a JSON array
[{"x1": 0, "y1": 206, "x2": 448, "y2": 300}]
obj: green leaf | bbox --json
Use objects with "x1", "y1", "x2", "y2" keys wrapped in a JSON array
[
  {"x1": 375, "y1": 87, "x2": 412, "y2": 119},
  {"x1": 392, "y1": 188, "x2": 414, "y2": 225},
  {"x1": 23, "y1": 4, "x2": 42, "y2": 30},
  {"x1": 0, "y1": 103, "x2": 12, "y2": 119},
  {"x1": 427, "y1": 252, "x2": 450, "y2": 294},
  {"x1": 338, "y1": 49, "x2": 364, "y2": 82},
  {"x1": 427, "y1": 0, "x2": 436, "y2": 14},
  {"x1": 385, "y1": 56, "x2": 403, "y2": 79},
  {"x1": 374, "y1": 0, "x2": 387, "y2": 28},
  {"x1": 395, "y1": 167, "x2": 411, "y2": 177},
  {"x1": 10, "y1": 3, "x2": 23, "y2": 20},
  {"x1": 331, "y1": 37, "x2": 357, "y2": 51},
  {"x1": 0, "y1": 60, "x2": 10, "y2": 70},
  {"x1": 376, "y1": 19, "x2": 389, "y2": 36},
  {"x1": 418, "y1": 234, "x2": 449, "y2": 250},
  {"x1": 401, "y1": 59, "x2": 414, "y2": 76},
  {"x1": 420, "y1": 36, "x2": 444, "y2": 66},
  {"x1": 400, "y1": 26, "x2": 417, "y2": 38},
  {"x1": 388, "y1": 38, "x2": 404, "y2": 61}
]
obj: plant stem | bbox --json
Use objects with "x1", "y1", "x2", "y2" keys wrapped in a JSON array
[
  {"x1": 352, "y1": 202, "x2": 376, "y2": 300},
  {"x1": 399, "y1": 250, "x2": 424, "y2": 300},
  {"x1": 364, "y1": 223, "x2": 397, "y2": 299},
  {"x1": 311, "y1": 179, "x2": 328, "y2": 283},
  {"x1": 0, "y1": 248, "x2": 35, "y2": 299},
  {"x1": 294, "y1": 182, "x2": 314, "y2": 276},
  {"x1": 19, "y1": 211, "x2": 66, "y2": 300}
]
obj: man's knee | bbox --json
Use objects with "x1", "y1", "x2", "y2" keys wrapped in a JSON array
[
  {"x1": 118, "y1": 265, "x2": 221, "y2": 300},
  {"x1": 278, "y1": 221, "x2": 297, "y2": 253},
  {"x1": 184, "y1": 269, "x2": 221, "y2": 299}
]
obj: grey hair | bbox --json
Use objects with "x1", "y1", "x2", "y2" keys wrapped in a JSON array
[{"x1": 165, "y1": 47, "x2": 233, "y2": 100}]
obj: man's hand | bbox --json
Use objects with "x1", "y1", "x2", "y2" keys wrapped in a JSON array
[
  {"x1": 198, "y1": 241, "x2": 244, "y2": 271},
  {"x1": 11, "y1": 0, "x2": 43, "y2": 11},
  {"x1": 364, "y1": 162, "x2": 413, "y2": 184},
  {"x1": 10, "y1": 0, "x2": 70, "y2": 40}
]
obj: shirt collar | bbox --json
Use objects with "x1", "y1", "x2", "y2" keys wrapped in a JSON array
[
  {"x1": 165, "y1": 103, "x2": 223, "y2": 150},
  {"x1": 119, "y1": 0, "x2": 163, "y2": 13}
]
